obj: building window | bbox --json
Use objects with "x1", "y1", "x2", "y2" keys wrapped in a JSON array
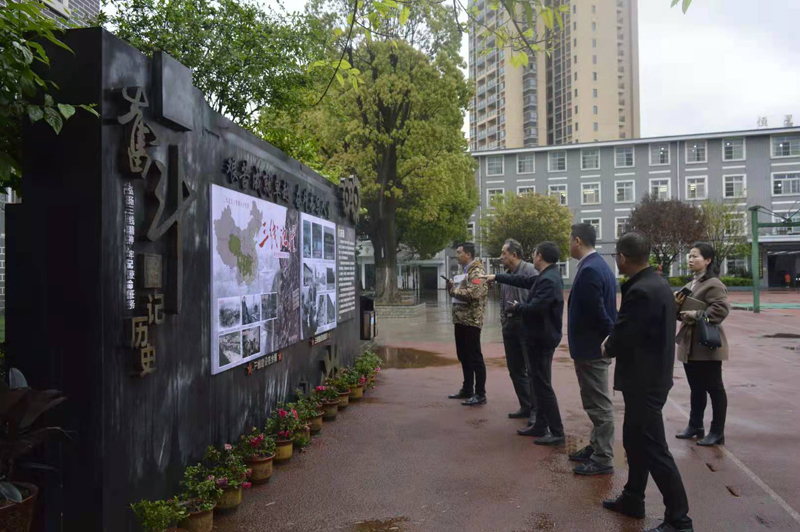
[
  {"x1": 724, "y1": 213, "x2": 747, "y2": 237},
  {"x1": 575, "y1": 89, "x2": 578, "y2": 97},
  {"x1": 685, "y1": 176, "x2": 708, "y2": 200},
  {"x1": 43, "y1": 0, "x2": 70, "y2": 17},
  {"x1": 593, "y1": 105, "x2": 598, "y2": 115},
  {"x1": 517, "y1": 153, "x2": 535, "y2": 174},
  {"x1": 575, "y1": 106, "x2": 579, "y2": 114},
  {"x1": 593, "y1": 55, "x2": 597, "y2": 65},
  {"x1": 686, "y1": 141, "x2": 707, "y2": 163},
  {"x1": 467, "y1": 222, "x2": 475, "y2": 240},
  {"x1": 593, "y1": 122, "x2": 598, "y2": 131},
  {"x1": 582, "y1": 182, "x2": 601, "y2": 205},
  {"x1": 575, "y1": 72, "x2": 578, "y2": 81},
  {"x1": 593, "y1": 72, "x2": 598, "y2": 81},
  {"x1": 549, "y1": 150, "x2": 567, "y2": 172},
  {"x1": 557, "y1": 261, "x2": 569, "y2": 278},
  {"x1": 575, "y1": 122, "x2": 579, "y2": 131},
  {"x1": 772, "y1": 135, "x2": 800, "y2": 158},
  {"x1": 487, "y1": 188, "x2": 505, "y2": 208},
  {"x1": 649, "y1": 178, "x2": 670, "y2": 199},
  {"x1": 548, "y1": 184, "x2": 568, "y2": 205},
  {"x1": 772, "y1": 172, "x2": 800, "y2": 196},
  {"x1": 582, "y1": 218, "x2": 602, "y2": 240},
  {"x1": 615, "y1": 146, "x2": 635, "y2": 167},
  {"x1": 592, "y1": 4, "x2": 596, "y2": 13},
  {"x1": 592, "y1": 38, "x2": 597, "y2": 48},
  {"x1": 723, "y1": 174, "x2": 746, "y2": 198},
  {"x1": 649, "y1": 143, "x2": 670, "y2": 166},
  {"x1": 615, "y1": 217, "x2": 630, "y2": 239},
  {"x1": 615, "y1": 180, "x2": 635, "y2": 203},
  {"x1": 487, "y1": 155, "x2": 504, "y2": 176},
  {"x1": 725, "y1": 257, "x2": 748, "y2": 276},
  {"x1": 592, "y1": 21, "x2": 597, "y2": 31},
  {"x1": 517, "y1": 186, "x2": 536, "y2": 195},
  {"x1": 593, "y1": 88, "x2": 598, "y2": 97},
  {"x1": 771, "y1": 212, "x2": 800, "y2": 236},
  {"x1": 581, "y1": 148, "x2": 600, "y2": 170},
  {"x1": 722, "y1": 138, "x2": 746, "y2": 161}
]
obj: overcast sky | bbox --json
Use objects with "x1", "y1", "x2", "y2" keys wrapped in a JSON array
[{"x1": 277, "y1": 0, "x2": 799, "y2": 138}]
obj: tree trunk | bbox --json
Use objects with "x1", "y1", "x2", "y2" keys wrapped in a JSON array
[{"x1": 371, "y1": 203, "x2": 401, "y2": 304}]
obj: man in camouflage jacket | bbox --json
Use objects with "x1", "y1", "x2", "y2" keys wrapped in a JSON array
[{"x1": 447, "y1": 242, "x2": 489, "y2": 406}]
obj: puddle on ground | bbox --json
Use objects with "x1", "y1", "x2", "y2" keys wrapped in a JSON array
[
  {"x1": 565, "y1": 435, "x2": 629, "y2": 470},
  {"x1": 353, "y1": 517, "x2": 409, "y2": 531},
  {"x1": 761, "y1": 333, "x2": 800, "y2": 339},
  {"x1": 376, "y1": 346, "x2": 459, "y2": 369}
]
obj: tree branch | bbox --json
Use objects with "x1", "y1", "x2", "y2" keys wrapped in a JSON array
[{"x1": 313, "y1": 0, "x2": 359, "y2": 107}]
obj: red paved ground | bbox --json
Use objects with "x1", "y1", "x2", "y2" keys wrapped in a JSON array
[{"x1": 215, "y1": 291, "x2": 800, "y2": 532}]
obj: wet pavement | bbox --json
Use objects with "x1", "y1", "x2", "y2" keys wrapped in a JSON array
[{"x1": 215, "y1": 290, "x2": 800, "y2": 531}]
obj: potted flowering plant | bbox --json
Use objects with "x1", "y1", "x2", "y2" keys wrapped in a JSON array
[
  {"x1": 296, "y1": 390, "x2": 324, "y2": 434},
  {"x1": 177, "y1": 464, "x2": 221, "y2": 532},
  {"x1": 313, "y1": 385, "x2": 340, "y2": 421},
  {"x1": 235, "y1": 428, "x2": 275, "y2": 485},
  {"x1": 204, "y1": 445, "x2": 251, "y2": 512},
  {"x1": 266, "y1": 404, "x2": 299, "y2": 462},
  {"x1": 284, "y1": 402, "x2": 311, "y2": 451},
  {"x1": 343, "y1": 367, "x2": 366, "y2": 400},
  {"x1": 327, "y1": 375, "x2": 352, "y2": 409},
  {"x1": 131, "y1": 499, "x2": 187, "y2": 532}
]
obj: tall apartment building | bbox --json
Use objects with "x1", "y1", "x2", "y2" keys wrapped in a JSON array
[{"x1": 468, "y1": 0, "x2": 640, "y2": 151}]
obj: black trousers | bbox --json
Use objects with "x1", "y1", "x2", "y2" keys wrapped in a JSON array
[
  {"x1": 528, "y1": 346, "x2": 563, "y2": 436},
  {"x1": 622, "y1": 390, "x2": 692, "y2": 529},
  {"x1": 501, "y1": 317, "x2": 534, "y2": 413},
  {"x1": 684, "y1": 361, "x2": 727, "y2": 433},
  {"x1": 454, "y1": 323, "x2": 486, "y2": 396}
]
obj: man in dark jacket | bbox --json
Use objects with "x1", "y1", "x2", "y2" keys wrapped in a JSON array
[
  {"x1": 483, "y1": 241, "x2": 565, "y2": 445},
  {"x1": 567, "y1": 223, "x2": 618, "y2": 475},
  {"x1": 602, "y1": 231, "x2": 693, "y2": 532}
]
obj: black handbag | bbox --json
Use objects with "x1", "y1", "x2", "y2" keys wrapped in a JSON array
[{"x1": 696, "y1": 310, "x2": 722, "y2": 349}]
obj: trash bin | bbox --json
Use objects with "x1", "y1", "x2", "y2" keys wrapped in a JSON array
[{"x1": 360, "y1": 295, "x2": 377, "y2": 340}]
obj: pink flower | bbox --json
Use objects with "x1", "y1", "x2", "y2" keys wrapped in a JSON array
[
  {"x1": 359, "y1": 377, "x2": 366, "y2": 384},
  {"x1": 224, "y1": 444, "x2": 232, "y2": 451},
  {"x1": 376, "y1": 367, "x2": 381, "y2": 372},
  {"x1": 243, "y1": 482, "x2": 252, "y2": 489},
  {"x1": 316, "y1": 386, "x2": 325, "y2": 392},
  {"x1": 292, "y1": 409, "x2": 298, "y2": 420},
  {"x1": 216, "y1": 477, "x2": 229, "y2": 487},
  {"x1": 207, "y1": 475, "x2": 215, "y2": 482},
  {"x1": 278, "y1": 409, "x2": 287, "y2": 418},
  {"x1": 246, "y1": 469, "x2": 252, "y2": 477}
]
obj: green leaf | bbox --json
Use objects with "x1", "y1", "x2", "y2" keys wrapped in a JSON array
[
  {"x1": 541, "y1": 8, "x2": 554, "y2": 30},
  {"x1": 518, "y1": 52, "x2": 529, "y2": 67},
  {"x1": 334, "y1": 27, "x2": 343, "y2": 37},
  {"x1": 488, "y1": 2, "x2": 500, "y2": 10},
  {"x1": 558, "y1": 4, "x2": 570, "y2": 12},
  {"x1": 0, "y1": 481, "x2": 22, "y2": 503},
  {"x1": 27, "y1": 41, "x2": 49, "y2": 65},
  {"x1": 383, "y1": 0, "x2": 398, "y2": 7},
  {"x1": 349, "y1": 68, "x2": 361, "y2": 76},
  {"x1": 350, "y1": 75, "x2": 358, "y2": 92},
  {"x1": 12, "y1": 42, "x2": 34, "y2": 65},
  {"x1": 78, "y1": 104, "x2": 101, "y2": 118},
  {"x1": 399, "y1": 5, "x2": 410, "y2": 25},
  {"x1": 44, "y1": 106, "x2": 63, "y2": 134},
  {"x1": 338, "y1": 59, "x2": 352, "y2": 70},
  {"x1": 682, "y1": 0, "x2": 692, "y2": 13},
  {"x1": 346, "y1": 13, "x2": 354, "y2": 25},
  {"x1": 58, "y1": 103, "x2": 76, "y2": 119},
  {"x1": 555, "y1": 9, "x2": 564, "y2": 30},
  {"x1": 523, "y1": 28, "x2": 534, "y2": 38},
  {"x1": 336, "y1": 72, "x2": 345, "y2": 87},
  {"x1": 671, "y1": 0, "x2": 680, "y2": 6},
  {"x1": 44, "y1": 94, "x2": 54, "y2": 107},
  {"x1": 0, "y1": 151, "x2": 21, "y2": 182},
  {"x1": 27, "y1": 105, "x2": 44, "y2": 123}
]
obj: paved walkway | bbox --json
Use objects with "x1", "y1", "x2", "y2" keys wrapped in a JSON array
[{"x1": 216, "y1": 291, "x2": 800, "y2": 531}]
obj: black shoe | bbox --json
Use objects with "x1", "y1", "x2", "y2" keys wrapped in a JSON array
[
  {"x1": 508, "y1": 408, "x2": 530, "y2": 419},
  {"x1": 462, "y1": 394, "x2": 487, "y2": 406},
  {"x1": 601, "y1": 495, "x2": 645, "y2": 519},
  {"x1": 675, "y1": 426, "x2": 705, "y2": 440},
  {"x1": 697, "y1": 432, "x2": 724, "y2": 446},
  {"x1": 534, "y1": 433, "x2": 565, "y2": 446},
  {"x1": 568, "y1": 445, "x2": 594, "y2": 462},
  {"x1": 574, "y1": 461, "x2": 614, "y2": 476},
  {"x1": 448, "y1": 390, "x2": 473, "y2": 399},
  {"x1": 645, "y1": 522, "x2": 694, "y2": 532},
  {"x1": 517, "y1": 425, "x2": 549, "y2": 437}
]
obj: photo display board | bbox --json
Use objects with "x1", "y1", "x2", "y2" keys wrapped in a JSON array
[
  {"x1": 209, "y1": 184, "x2": 299, "y2": 374},
  {"x1": 300, "y1": 213, "x2": 337, "y2": 339}
]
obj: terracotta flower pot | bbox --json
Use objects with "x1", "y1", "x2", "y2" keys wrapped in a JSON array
[
  {"x1": 294, "y1": 425, "x2": 311, "y2": 449},
  {"x1": 274, "y1": 438, "x2": 293, "y2": 462},
  {"x1": 178, "y1": 508, "x2": 214, "y2": 532},
  {"x1": 215, "y1": 485, "x2": 243, "y2": 512},
  {"x1": 337, "y1": 389, "x2": 351, "y2": 409},
  {"x1": 349, "y1": 384, "x2": 364, "y2": 400},
  {"x1": 0, "y1": 483, "x2": 38, "y2": 532},
  {"x1": 309, "y1": 412, "x2": 324, "y2": 433},
  {"x1": 322, "y1": 400, "x2": 339, "y2": 420},
  {"x1": 244, "y1": 453, "x2": 274, "y2": 484}
]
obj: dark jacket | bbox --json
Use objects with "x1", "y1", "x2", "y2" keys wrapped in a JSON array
[
  {"x1": 605, "y1": 267, "x2": 675, "y2": 393},
  {"x1": 496, "y1": 264, "x2": 564, "y2": 349},
  {"x1": 567, "y1": 252, "x2": 618, "y2": 360}
]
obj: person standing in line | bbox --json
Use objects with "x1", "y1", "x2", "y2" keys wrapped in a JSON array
[
  {"x1": 566, "y1": 223, "x2": 618, "y2": 475},
  {"x1": 675, "y1": 243, "x2": 730, "y2": 447},
  {"x1": 446, "y1": 242, "x2": 489, "y2": 406},
  {"x1": 602, "y1": 230, "x2": 694, "y2": 532},
  {"x1": 484, "y1": 241, "x2": 566, "y2": 445},
  {"x1": 495, "y1": 239, "x2": 539, "y2": 423}
]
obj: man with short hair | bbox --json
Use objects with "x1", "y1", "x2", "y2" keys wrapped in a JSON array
[
  {"x1": 567, "y1": 223, "x2": 618, "y2": 476},
  {"x1": 602, "y1": 231, "x2": 693, "y2": 532},
  {"x1": 447, "y1": 242, "x2": 489, "y2": 406},
  {"x1": 497, "y1": 239, "x2": 538, "y2": 422}
]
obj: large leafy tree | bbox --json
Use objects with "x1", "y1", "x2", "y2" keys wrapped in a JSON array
[
  {"x1": 700, "y1": 199, "x2": 750, "y2": 268},
  {"x1": 300, "y1": 0, "x2": 478, "y2": 303},
  {"x1": 628, "y1": 193, "x2": 704, "y2": 275},
  {"x1": 480, "y1": 192, "x2": 572, "y2": 261},
  {"x1": 103, "y1": 0, "x2": 316, "y2": 130}
]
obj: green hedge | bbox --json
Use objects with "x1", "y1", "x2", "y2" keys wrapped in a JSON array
[{"x1": 620, "y1": 276, "x2": 752, "y2": 287}]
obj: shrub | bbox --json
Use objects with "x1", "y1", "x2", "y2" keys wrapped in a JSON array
[
  {"x1": 131, "y1": 498, "x2": 187, "y2": 531},
  {"x1": 178, "y1": 464, "x2": 222, "y2": 513}
]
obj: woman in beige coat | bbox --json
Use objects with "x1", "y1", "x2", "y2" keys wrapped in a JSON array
[{"x1": 674, "y1": 242, "x2": 730, "y2": 446}]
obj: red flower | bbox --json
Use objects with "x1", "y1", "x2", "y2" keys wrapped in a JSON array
[
  {"x1": 292, "y1": 409, "x2": 298, "y2": 420},
  {"x1": 243, "y1": 482, "x2": 252, "y2": 489},
  {"x1": 278, "y1": 409, "x2": 287, "y2": 418},
  {"x1": 316, "y1": 386, "x2": 325, "y2": 392}
]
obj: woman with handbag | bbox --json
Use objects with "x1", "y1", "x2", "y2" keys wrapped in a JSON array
[{"x1": 674, "y1": 242, "x2": 731, "y2": 446}]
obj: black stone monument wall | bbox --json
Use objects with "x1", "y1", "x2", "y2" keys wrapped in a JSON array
[{"x1": 6, "y1": 28, "x2": 361, "y2": 531}]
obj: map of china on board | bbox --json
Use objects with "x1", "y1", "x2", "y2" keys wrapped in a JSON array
[{"x1": 210, "y1": 184, "x2": 300, "y2": 374}]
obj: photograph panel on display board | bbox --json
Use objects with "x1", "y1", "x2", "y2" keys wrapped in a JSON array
[
  {"x1": 300, "y1": 212, "x2": 338, "y2": 339},
  {"x1": 209, "y1": 184, "x2": 300, "y2": 374}
]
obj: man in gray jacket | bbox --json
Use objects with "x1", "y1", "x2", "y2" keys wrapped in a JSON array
[{"x1": 497, "y1": 239, "x2": 538, "y2": 425}]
